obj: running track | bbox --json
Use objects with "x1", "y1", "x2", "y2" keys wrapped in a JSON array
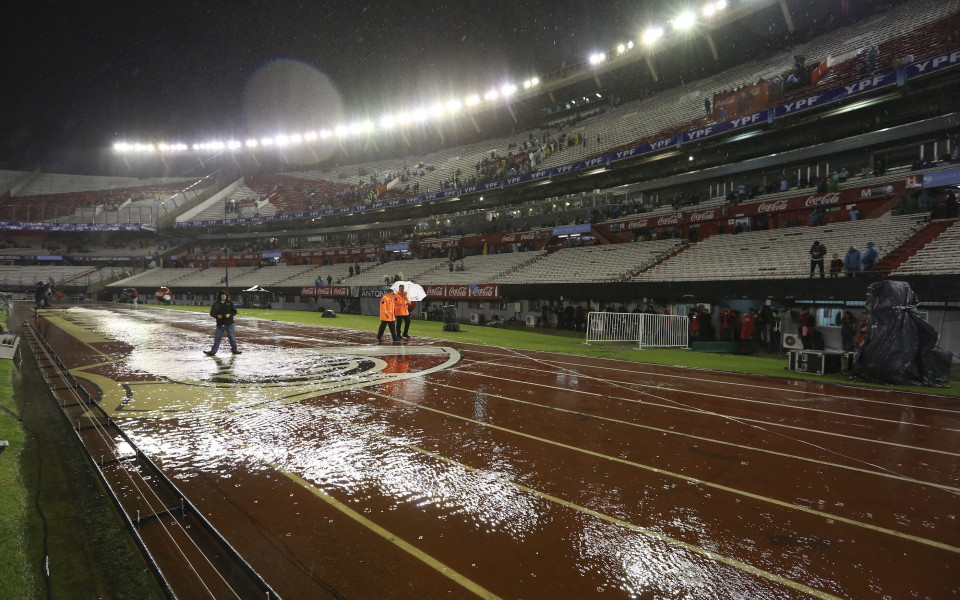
[{"x1": 24, "y1": 304, "x2": 960, "y2": 599}]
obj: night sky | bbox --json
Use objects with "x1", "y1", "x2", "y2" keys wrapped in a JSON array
[{"x1": 1, "y1": 0, "x2": 674, "y2": 171}]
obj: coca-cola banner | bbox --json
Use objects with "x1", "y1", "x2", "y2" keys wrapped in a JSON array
[
  {"x1": 499, "y1": 230, "x2": 549, "y2": 244},
  {"x1": 420, "y1": 239, "x2": 461, "y2": 249},
  {"x1": 300, "y1": 286, "x2": 350, "y2": 297},
  {"x1": 422, "y1": 284, "x2": 500, "y2": 299},
  {"x1": 608, "y1": 213, "x2": 684, "y2": 232},
  {"x1": 750, "y1": 184, "x2": 898, "y2": 215}
]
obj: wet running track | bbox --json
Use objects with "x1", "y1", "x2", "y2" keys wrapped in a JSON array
[{"x1": 22, "y1": 304, "x2": 960, "y2": 599}]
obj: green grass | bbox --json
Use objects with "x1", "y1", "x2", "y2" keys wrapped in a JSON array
[
  {"x1": 161, "y1": 304, "x2": 959, "y2": 397},
  {"x1": 0, "y1": 329, "x2": 37, "y2": 599}
]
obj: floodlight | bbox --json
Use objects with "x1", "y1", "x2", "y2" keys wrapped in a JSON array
[
  {"x1": 617, "y1": 44, "x2": 626, "y2": 54},
  {"x1": 304, "y1": 131, "x2": 318, "y2": 141},
  {"x1": 523, "y1": 80, "x2": 532, "y2": 89},
  {"x1": 411, "y1": 108, "x2": 428, "y2": 122},
  {"x1": 430, "y1": 102, "x2": 446, "y2": 117},
  {"x1": 483, "y1": 89, "x2": 498, "y2": 101},
  {"x1": 319, "y1": 130, "x2": 332, "y2": 139},
  {"x1": 447, "y1": 99, "x2": 462, "y2": 112},
  {"x1": 245, "y1": 139, "x2": 258, "y2": 147},
  {"x1": 260, "y1": 137, "x2": 274, "y2": 146},
  {"x1": 589, "y1": 53, "x2": 603, "y2": 65},
  {"x1": 703, "y1": 1, "x2": 726, "y2": 17},
  {"x1": 674, "y1": 11, "x2": 696, "y2": 30},
  {"x1": 192, "y1": 143, "x2": 201, "y2": 151},
  {"x1": 395, "y1": 111, "x2": 411, "y2": 125},
  {"x1": 289, "y1": 134, "x2": 302, "y2": 144},
  {"x1": 531, "y1": 77, "x2": 539, "y2": 86},
  {"x1": 380, "y1": 115, "x2": 396, "y2": 129},
  {"x1": 335, "y1": 125, "x2": 349, "y2": 137},
  {"x1": 227, "y1": 140, "x2": 242, "y2": 149},
  {"x1": 348, "y1": 122, "x2": 362, "y2": 135},
  {"x1": 465, "y1": 94, "x2": 480, "y2": 106},
  {"x1": 275, "y1": 134, "x2": 289, "y2": 146},
  {"x1": 642, "y1": 27, "x2": 664, "y2": 45},
  {"x1": 361, "y1": 120, "x2": 374, "y2": 132},
  {"x1": 501, "y1": 83, "x2": 517, "y2": 97}
]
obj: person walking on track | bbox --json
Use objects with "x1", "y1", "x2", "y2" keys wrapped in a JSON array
[{"x1": 205, "y1": 290, "x2": 242, "y2": 355}]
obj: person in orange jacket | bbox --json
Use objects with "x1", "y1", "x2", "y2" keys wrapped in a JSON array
[
  {"x1": 395, "y1": 284, "x2": 412, "y2": 339},
  {"x1": 377, "y1": 288, "x2": 399, "y2": 342}
]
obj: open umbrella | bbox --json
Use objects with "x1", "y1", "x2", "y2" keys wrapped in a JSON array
[{"x1": 390, "y1": 281, "x2": 426, "y2": 301}]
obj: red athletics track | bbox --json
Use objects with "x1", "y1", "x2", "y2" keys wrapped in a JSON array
[{"x1": 21, "y1": 303, "x2": 960, "y2": 599}]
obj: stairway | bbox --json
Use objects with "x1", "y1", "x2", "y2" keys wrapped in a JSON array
[
  {"x1": 875, "y1": 218, "x2": 956, "y2": 271},
  {"x1": 631, "y1": 242, "x2": 692, "y2": 278}
]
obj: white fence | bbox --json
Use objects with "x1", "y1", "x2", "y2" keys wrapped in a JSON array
[{"x1": 585, "y1": 312, "x2": 689, "y2": 349}]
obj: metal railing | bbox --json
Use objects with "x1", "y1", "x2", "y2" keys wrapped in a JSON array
[{"x1": 586, "y1": 311, "x2": 689, "y2": 349}]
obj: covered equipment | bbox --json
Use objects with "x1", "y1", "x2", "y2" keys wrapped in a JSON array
[{"x1": 852, "y1": 280, "x2": 951, "y2": 387}]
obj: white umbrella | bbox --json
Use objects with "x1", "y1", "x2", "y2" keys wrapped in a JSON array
[{"x1": 390, "y1": 281, "x2": 426, "y2": 301}]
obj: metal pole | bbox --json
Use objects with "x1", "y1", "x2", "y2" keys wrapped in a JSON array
[{"x1": 224, "y1": 198, "x2": 229, "y2": 292}]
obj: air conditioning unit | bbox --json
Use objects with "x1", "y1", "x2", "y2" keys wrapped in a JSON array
[
  {"x1": 470, "y1": 313, "x2": 480, "y2": 324},
  {"x1": 781, "y1": 332, "x2": 804, "y2": 350},
  {"x1": 525, "y1": 315, "x2": 537, "y2": 327}
]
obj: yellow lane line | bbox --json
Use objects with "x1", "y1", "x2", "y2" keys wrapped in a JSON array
[
  {"x1": 365, "y1": 389, "x2": 960, "y2": 555},
  {"x1": 334, "y1": 393, "x2": 845, "y2": 600},
  {"x1": 274, "y1": 467, "x2": 503, "y2": 600}
]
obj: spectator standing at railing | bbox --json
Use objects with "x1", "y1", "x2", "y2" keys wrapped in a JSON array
[
  {"x1": 866, "y1": 45, "x2": 880, "y2": 71},
  {"x1": 844, "y1": 244, "x2": 862, "y2": 276},
  {"x1": 830, "y1": 253, "x2": 843, "y2": 277},
  {"x1": 809, "y1": 241, "x2": 827, "y2": 278},
  {"x1": 861, "y1": 241, "x2": 879, "y2": 273}
]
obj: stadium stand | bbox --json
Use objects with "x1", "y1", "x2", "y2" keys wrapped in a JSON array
[
  {"x1": 1, "y1": 0, "x2": 959, "y2": 327},
  {"x1": 501, "y1": 239, "x2": 683, "y2": 283},
  {"x1": 632, "y1": 212, "x2": 930, "y2": 281},
  {"x1": 891, "y1": 219, "x2": 960, "y2": 275}
]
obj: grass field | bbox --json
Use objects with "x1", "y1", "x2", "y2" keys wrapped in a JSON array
[
  {"x1": 0, "y1": 317, "x2": 37, "y2": 599},
  {"x1": 165, "y1": 304, "x2": 959, "y2": 397}
]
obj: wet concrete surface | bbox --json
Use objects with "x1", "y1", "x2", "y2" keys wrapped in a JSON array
[{"x1": 20, "y1": 304, "x2": 960, "y2": 599}]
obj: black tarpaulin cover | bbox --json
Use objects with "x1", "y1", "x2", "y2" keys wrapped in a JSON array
[{"x1": 852, "y1": 280, "x2": 951, "y2": 386}]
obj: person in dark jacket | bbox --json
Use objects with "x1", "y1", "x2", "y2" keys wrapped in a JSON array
[
  {"x1": 839, "y1": 310, "x2": 858, "y2": 352},
  {"x1": 205, "y1": 290, "x2": 241, "y2": 355},
  {"x1": 861, "y1": 241, "x2": 879, "y2": 273},
  {"x1": 809, "y1": 241, "x2": 827, "y2": 278}
]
